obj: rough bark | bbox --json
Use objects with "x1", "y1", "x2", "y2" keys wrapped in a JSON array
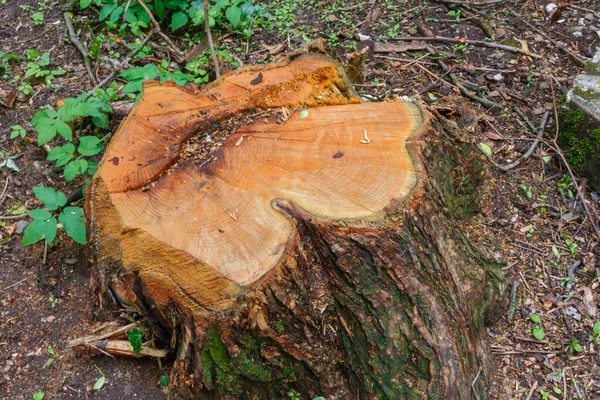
[{"x1": 85, "y1": 53, "x2": 504, "y2": 399}]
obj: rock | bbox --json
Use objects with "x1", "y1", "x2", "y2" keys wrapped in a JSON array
[
  {"x1": 560, "y1": 49, "x2": 600, "y2": 191},
  {"x1": 15, "y1": 220, "x2": 28, "y2": 235}
]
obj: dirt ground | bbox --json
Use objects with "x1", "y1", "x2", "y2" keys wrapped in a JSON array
[{"x1": 1, "y1": 0, "x2": 600, "y2": 398}]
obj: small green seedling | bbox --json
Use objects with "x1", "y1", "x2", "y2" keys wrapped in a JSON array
[
  {"x1": 48, "y1": 296, "x2": 58, "y2": 309},
  {"x1": 529, "y1": 314, "x2": 545, "y2": 341},
  {"x1": 44, "y1": 346, "x2": 59, "y2": 368},
  {"x1": 568, "y1": 338, "x2": 582, "y2": 354}
]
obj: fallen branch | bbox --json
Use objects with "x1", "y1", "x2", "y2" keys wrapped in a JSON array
[
  {"x1": 204, "y1": 0, "x2": 221, "y2": 77},
  {"x1": 63, "y1": 13, "x2": 97, "y2": 84},
  {"x1": 479, "y1": 108, "x2": 550, "y2": 171},
  {"x1": 564, "y1": 260, "x2": 581, "y2": 292},
  {"x1": 389, "y1": 35, "x2": 541, "y2": 58},
  {"x1": 425, "y1": 46, "x2": 496, "y2": 108},
  {"x1": 135, "y1": 0, "x2": 184, "y2": 61},
  {"x1": 507, "y1": 279, "x2": 520, "y2": 321},
  {"x1": 508, "y1": 8, "x2": 588, "y2": 66},
  {"x1": 68, "y1": 321, "x2": 168, "y2": 358}
]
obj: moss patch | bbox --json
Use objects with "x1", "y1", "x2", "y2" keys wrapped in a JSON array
[{"x1": 558, "y1": 108, "x2": 600, "y2": 190}]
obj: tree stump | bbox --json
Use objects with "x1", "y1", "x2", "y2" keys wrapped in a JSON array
[{"x1": 86, "y1": 53, "x2": 504, "y2": 399}]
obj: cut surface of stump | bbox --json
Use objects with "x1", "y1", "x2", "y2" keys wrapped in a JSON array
[{"x1": 87, "y1": 54, "x2": 503, "y2": 399}]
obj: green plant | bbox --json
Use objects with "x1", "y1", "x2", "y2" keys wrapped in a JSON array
[
  {"x1": 21, "y1": 187, "x2": 86, "y2": 247},
  {"x1": 553, "y1": 386, "x2": 563, "y2": 395},
  {"x1": 31, "y1": 11, "x2": 45, "y2": 25},
  {"x1": 519, "y1": 184, "x2": 533, "y2": 199},
  {"x1": 127, "y1": 328, "x2": 143, "y2": 354},
  {"x1": 557, "y1": 175, "x2": 574, "y2": 199},
  {"x1": 44, "y1": 346, "x2": 59, "y2": 368},
  {"x1": 159, "y1": 374, "x2": 169, "y2": 388},
  {"x1": 286, "y1": 390, "x2": 300, "y2": 400},
  {"x1": 447, "y1": 9, "x2": 461, "y2": 21},
  {"x1": 10, "y1": 125, "x2": 26, "y2": 139},
  {"x1": 48, "y1": 296, "x2": 59, "y2": 309},
  {"x1": 32, "y1": 392, "x2": 45, "y2": 400},
  {"x1": 529, "y1": 314, "x2": 545, "y2": 340},
  {"x1": 568, "y1": 338, "x2": 582, "y2": 354},
  {"x1": 593, "y1": 321, "x2": 600, "y2": 345},
  {"x1": 24, "y1": 52, "x2": 66, "y2": 87},
  {"x1": 563, "y1": 234, "x2": 578, "y2": 257},
  {"x1": 93, "y1": 365, "x2": 106, "y2": 391},
  {"x1": 539, "y1": 389, "x2": 549, "y2": 400},
  {"x1": 0, "y1": 51, "x2": 20, "y2": 79},
  {"x1": 18, "y1": 83, "x2": 34, "y2": 96}
]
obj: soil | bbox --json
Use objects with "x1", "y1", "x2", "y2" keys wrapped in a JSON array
[{"x1": 1, "y1": 0, "x2": 600, "y2": 398}]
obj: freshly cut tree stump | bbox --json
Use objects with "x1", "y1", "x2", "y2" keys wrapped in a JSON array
[{"x1": 86, "y1": 53, "x2": 504, "y2": 399}]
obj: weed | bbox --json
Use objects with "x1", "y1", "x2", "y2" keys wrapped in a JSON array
[
  {"x1": 24, "y1": 52, "x2": 66, "y2": 87},
  {"x1": 568, "y1": 338, "x2": 582, "y2": 354},
  {"x1": 529, "y1": 314, "x2": 545, "y2": 340},
  {"x1": 44, "y1": 346, "x2": 59, "y2": 368}
]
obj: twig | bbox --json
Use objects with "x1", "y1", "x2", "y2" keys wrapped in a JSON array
[
  {"x1": 480, "y1": 109, "x2": 549, "y2": 171},
  {"x1": 0, "y1": 213, "x2": 28, "y2": 220},
  {"x1": 135, "y1": 0, "x2": 184, "y2": 60},
  {"x1": 0, "y1": 174, "x2": 9, "y2": 201},
  {"x1": 508, "y1": 8, "x2": 588, "y2": 66},
  {"x1": 4, "y1": 278, "x2": 27, "y2": 290},
  {"x1": 204, "y1": 0, "x2": 220, "y2": 77},
  {"x1": 425, "y1": 46, "x2": 495, "y2": 107},
  {"x1": 88, "y1": 29, "x2": 156, "y2": 95},
  {"x1": 63, "y1": 13, "x2": 97, "y2": 84},
  {"x1": 525, "y1": 380, "x2": 538, "y2": 400},
  {"x1": 389, "y1": 35, "x2": 541, "y2": 58},
  {"x1": 564, "y1": 260, "x2": 581, "y2": 293},
  {"x1": 471, "y1": 367, "x2": 482, "y2": 399},
  {"x1": 507, "y1": 280, "x2": 520, "y2": 321}
]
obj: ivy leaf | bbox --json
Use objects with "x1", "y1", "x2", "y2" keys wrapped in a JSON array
[
  {"x1": 22, "y1": 217, "x2": 57, "y2": 246},
  {"x1": 226, "y1": 6, "x2": 242, "y2": 28},
  {"x1": 64, "y1": 159, "x2": 88, "y2": 182},
  {"x1": 78, "y1": 136, "x2": 105, "y2": 156},
  {"x1": 127, "y1": 328, "x2": 143, "y2": 354},
  {"x1": 171, "y1": 11, "x2": 188, "y2": 31},
  {"x1": 33, "y1": 186, "x2": 67, "y2": 210},
  {"x1": 47, "y1": 143, "x2": 75, "y2": 167},
  {"x1": 58, "y1": 207, "x2": 86, "y2": 245}
]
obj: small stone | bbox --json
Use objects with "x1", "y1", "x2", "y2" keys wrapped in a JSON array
[
  {"x1": 15, "y1": 220, "x2": 28, "y2": 235},
  {"x1": 41, "y1": 316, "x2": 56, "y2": 323},
  {"x1": 64, "y1": 258, "x2": 78, "y2": 265}
]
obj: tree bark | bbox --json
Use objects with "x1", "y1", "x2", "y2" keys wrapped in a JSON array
[{"x1": 85, "y1": 53, "x2": 504, "y2": 399}]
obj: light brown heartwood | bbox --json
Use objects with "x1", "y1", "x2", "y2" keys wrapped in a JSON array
[{"x1": 85, "y1": 53, "x2": 503, "y2": 399}]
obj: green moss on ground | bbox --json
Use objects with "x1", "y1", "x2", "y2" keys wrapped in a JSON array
[{"x1": 558, "y1": 109, "x2": 600, "y2": 171}]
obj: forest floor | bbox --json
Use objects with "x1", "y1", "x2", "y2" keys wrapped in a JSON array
[{"x1": 1, "y1": 0, "x2": 600, "y2": 399}]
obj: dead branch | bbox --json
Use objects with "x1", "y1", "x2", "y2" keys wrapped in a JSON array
[
  {"x1": 63, "y1": 13, "x2": 97, "y2": 84},
  {"x1": 479, "y1": 108, "x2": 549, "y2": 171},
  {"x1": 135, "y1": 0, "x2": 184, "y2": 60},
  {"x1": 425, "y1": 46, "x2": 496, "y2": 107},
  {"x1": 389, "y1": 35, "x2": 541, "y2": 58},
  {"x1": 204, "y1": 0, "x2": 221, "y2": 77}
]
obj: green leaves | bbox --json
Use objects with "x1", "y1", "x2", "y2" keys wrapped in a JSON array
[
  {"x1": 22, "y1": 211, "x2": 57, "y2": 246},
  {"x1": 64, "y1": 159, "x2": 88, "y2": 182},
  {"x1": 21, "y1": 187, "x2": 86, "y2": 247},
  {"x1": 127, "y1": 328, "x2": 143, "y2": 354},
  {"x1": 10, "y1": 125, "x2": 26, "y2": 139},
  {"x1": 225, "y1": 5, "x2": 241, "y2": 27},
  {"x1": 59, "y1": 207, "x2": 86, "y2": 245},
  {"x1": 478, "y1": 142, "x2": 492, "y2": 157},
  {"x1": 47, "y1": 143, "x2": 75, "y2": 167},
  {"x1": 31, "y1": 109, "x2": 72, "y2": 145},
  {"x1": 171, "y1": 11, "x2": 189, "y2": 31},
  {"x1": 159, "y1": 374, "x2": 169, "y2": 388},
  {"x1": 532, "y1": 325, "x2": 545, "y2": 341},
  {"x1": 78, "y1": 136, "x2": 105, "y2": 156},
  {"x1": 120, "y1": 64, "x2": 158, "y2": 93},
  {"x1": 32, "y1": 392, "x2": 45, "y2": 400},
  {"x1": 33, "y1": 187, "x2": 66, "y2": 210}
]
